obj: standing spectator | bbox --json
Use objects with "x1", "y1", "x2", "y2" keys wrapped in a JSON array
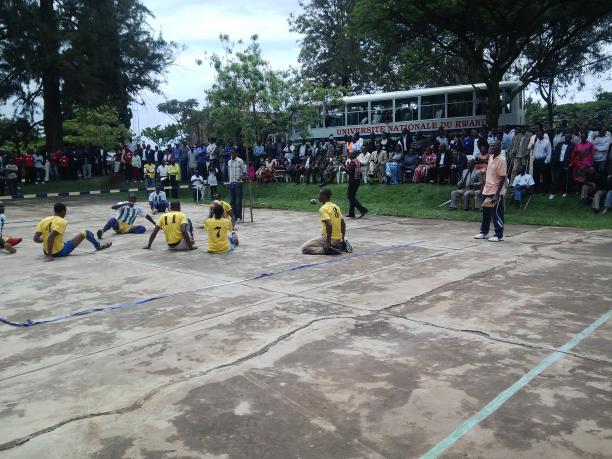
[
  {"x1": 157, "y1": 160, "x2": 169, "y2": 186},
  {"x1": 570, "y1": 132, "x2": 595, "y2": 187},
  {"x1": 6, "y1": 158, "x2": 19, "y2": 196},
  {"x1": 69, "y1": 149, "x2": 80, "y2": 179},
  {"x1": 463, "y1": 129, "x2": 481, "y2": 158},
  {"x1": 345, "y1": 150, "x2": 368, "y2": 218},
  {"x1": 197, "y1": 144, "x2": 207, "y2": 177},
  {"x1": 43, "y1": 153, "x2": 50, "y2": 182},
  {"x1": 552, "y1": 126, "x2": 565, "y2": 151},
  {"x1": 188, "y1": 146, "x2": 198, "y2": 177},
  {"x1": 81, "y1": 148, "x2": 93, "y2": 180},
  {"x1": 549, "y1": 132, "x2": 574, "y2": 199},
  {"x1": 49, "y1": 150, "x2": 60, "y2": 180},
  {"x1": 34, "y1": 151, "x2": 44, "y2": 183},
  {"x1": 531, "y1": 130, "x2": 552, "y2": 193},
  {"x1": 508, "y1": 125, "x2": 532, "y2": 183},
  {"x1": 253, "y1": 140, "x2": 265, "y2": 169},
  {"x1": 591, "y1": 126, "x2": 611, "y2": 175},
  {"x1": 500, "y1": 126, "x2": 513, "y2": 153},
  {"x1": 124, "y1": 148, "x2": 133, "y2": 181},
  {"x1": 474, "y1": 145, "x2": 507, "y2": 242},
  {"x1": 207, "y1": 160, "x2": 219, "y2": 197},
  {"x1": 24, "y1": 151, "x2": 35, "y2": 184},
  {"x1": 179, "y1": 142, "x2": 190, "y2": 182},
  {"x1": 131, "y1": 152, "x2": 142, "y2": 182},
  {"x1": 155, "y1": 145, "x2": 163, "y2": 164},
  {"x1": 227, "y1": 149, "x2": 247, "y2": 222},
  {"x1": 143, "y1": 160, "x2": 156, "y2": 189},
  {"x1": 59, "y1": 152, "x2": 70, "y2": 179},
  {"x1": 167, "y1": 160, "x2": 180, "y2": 198}
]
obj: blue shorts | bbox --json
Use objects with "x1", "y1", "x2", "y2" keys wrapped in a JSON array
[{"x1": 53, "y1": 240, "x2": 76, "y2": 257}]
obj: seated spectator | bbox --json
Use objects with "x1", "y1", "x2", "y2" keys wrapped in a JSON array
[
  {"x1": 377, "y1": 146, "x2": 389, "y2": 183},
  {"x1": 450, "y1": 147, "x2": 467, "y2": 184},
  {"x1": 148, "y1": 186, "x2": 169, "y2": 214},
  {"x1": 385, "y1": 144, "x2": 403, "y2": 185},
  {"x1": 368, "y1": 144, "x2": 380, "y2": 179},
  {"x1": 511, "y1": 166, "x2": 535, "y2": 209},
  {"x1": 402, "y1": 148, "x2": 420, "y2": 183},
  {"x1": 287, "y1": 154, "x2": 302, "y2": 183},
  {"x1": 434, "y1": 144, "x2": 452, "y2": 183},
  {"x1": 256, "y1": 154, "x2": 276, "y2": 183},
  {"x1": 449, "y1": 159, "x2": 483, "y2": 211},
  {"x1": 357, "y1": 148, "x2": 371, "y2": 184},
  {"x1": 301, "y1": 151, "x2": 316, "y2": 183},
  {"x1": 190, "y1": 172, "x2": 205, "y2": 202},
  {"x1": 412, "y1": 146, "x2": 437, "y2": 183}
]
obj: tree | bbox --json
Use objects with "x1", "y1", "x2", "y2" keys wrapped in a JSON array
[
  {"x1": 141, "y1": 124, "x2": 180, "y2": 147},
  {"x1": 0, "y1": 0, "x2": 178, "y2": 149},
  {"x1": 526, "y1": 92, "x2": 612, "y2": 127},
  {"x1": 156, "y1": 98, "x2": 200, "y2": 138},
  {"x1": 352, "y1": 0, "x2": 612, "y2": 127},
  {"x1": 63, "y1": 105, "x2": 130, "y2": 149}
]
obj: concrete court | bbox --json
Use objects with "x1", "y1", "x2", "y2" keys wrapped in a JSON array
[{"x1": 0, "y1": 197, "x2": 611, "y2": 459}]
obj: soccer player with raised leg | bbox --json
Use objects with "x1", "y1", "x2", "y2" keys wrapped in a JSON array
[
  {"x1": 34, "y1": 202, "x2": 111, "y2": 261},
  {"x1": 0, "y1": 201, "x2": 22, "y2": 254},
  {"x1": 97, "y1": 194, "x2": 156, "y2": 239}
]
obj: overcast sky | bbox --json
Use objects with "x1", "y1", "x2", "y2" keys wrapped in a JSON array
[{"x1": 132, "y1": 0, "x2": 302, "y2": 134}]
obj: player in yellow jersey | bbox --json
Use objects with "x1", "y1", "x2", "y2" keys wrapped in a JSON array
[
  {"x1": 301, "y1": 188, "x2": 352, "y2": 255},
  {"x1": 33, "y1": 202, "x2": 111, "y2": 261},
  {"x1": 142, "y1": 201, "x2": 196, "y2": 251},
  {"x1": 204, "y1": 203, "x2": 237, "y2": 253},
  {"x1": 207, "y1": 193, "x2": 235, "y2": 227}
]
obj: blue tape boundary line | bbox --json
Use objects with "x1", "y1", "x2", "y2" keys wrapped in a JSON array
[
  {"x1": 0, "y1": 240, "x2": 424, "y2": 328},
  {"x1": 421, "y1": 308, "x2": 612, "y2": 459}
]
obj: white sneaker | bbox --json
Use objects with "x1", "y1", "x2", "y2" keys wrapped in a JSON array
[
  {"x1": 474, "y1": 233, "x2": 488, "y2": 239},
  {"x1": 548, "y1": 194, "x2": 555, "y2": 200},
  {"x1": 488, "y1": 236, "x2": 503, "y2": 242}
]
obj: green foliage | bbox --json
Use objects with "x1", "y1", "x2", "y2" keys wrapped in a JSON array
[
  {"x1": 203, "y1": 35, "x2": 342, "y2": 143},
  {"x1": 527, "y1": 92, "x2": 612, "y2": 127},
  {"x1": 141, "y1": 124, "x2": 180, "y2": 147},
  {"x1": 0, "y1": 116, "x2": 42, "y2": 151},
  {"x1": 63, "y1": 106, "x2": 130, "y2": 149},
  {"x1": 351, "y1": 0, "x2": 612, "y2": 127}
]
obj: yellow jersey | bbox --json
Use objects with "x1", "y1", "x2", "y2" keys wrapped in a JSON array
[
  {"x1": 208, "y1": 200, "x2": 232, "y2": 219},
  {"x1": 204, "y1": 217, "x2": 232, "y2": 253},
  {"x1": 144, "y1": 163, "x2": 156, "y2": 179},
  {"x1": 320, "y1": 201, "x2": 343, "y2": 240},
  {"x1": 168, "y1": 164, "x2": 181, "y2": 181},
  {"x1": 36, "y1": 215, "x2": 68, "y2": 255},
  {"x1": 156, "y1": 211, "x2": 188, "y2": 245}
]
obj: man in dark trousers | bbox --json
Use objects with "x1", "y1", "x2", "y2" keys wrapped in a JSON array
[{"x1": 345, "y1": 150, "x2": 368, "y2": 218}]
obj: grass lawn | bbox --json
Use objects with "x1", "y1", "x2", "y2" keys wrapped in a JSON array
[{"x1": 15, "y1": 177, "x2": 612, "y2": 230}]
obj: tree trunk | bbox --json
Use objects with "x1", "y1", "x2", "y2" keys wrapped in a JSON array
[
  {"x1": 39, "y1": 0, "x2": 62, "y2": 150},
  {"x1": 485, "y1": 80, "x2": 501, "y2": 129}
]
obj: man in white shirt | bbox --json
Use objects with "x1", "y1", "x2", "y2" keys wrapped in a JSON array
[
  {"x1": 148, "y1": 187, "x2": 169, "y2": 214},
  {"x1": 592, "y1": 126, "x2": 611, "y2": 175},
  {"x1": 190, "y1": 172, "x2": 205, "y2": 201},
  {"x1": 227, "y1": 148, "x2": 247, "y2": 222},
  {"x1": 512, "y1": 166, "x2": 535, "y2": 208},
  {"x1": 284, "y1": 140, "x2": 295, "y2": 161},
  {"x1": 156, "y1": 161, "x2": 169, "y2": 185},
  {"x1": 531, "y1": 130, "x2": 552, "y2": 193},
  {"x1": 352, "y1": 133, "x2": 364, "y2": 153}
]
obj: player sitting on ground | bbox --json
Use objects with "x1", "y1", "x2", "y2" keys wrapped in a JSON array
[
  {"x1": 204, "y1": 203, "x2": 238, "y2": 253},
  {"x1": 143, "y1": 201, "x2": 196, "y2": 251},
  {"x1": 34, "y1": 202, "x2": 111, "y2": 261},
  {"x1": 0, "y1": 201, "x2": 22, "y2": 254},
  {"x1": 148, "y1": 186, "x2": 169, "y2": 214},
  {"x1": 97, "y1": 194, "x2": 156, "y2": 239},
  {"x1": 301, "y1": 188, "x2": 351, "y2": 255},
  {"x1": 208, "y1": 193, "x2": 235, "y2": 228}
]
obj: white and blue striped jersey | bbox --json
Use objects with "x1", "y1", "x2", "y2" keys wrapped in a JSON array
[
  {"x1": 116, "y1": 205, "x2": 146, "y2": 225},
  {"x1": 0, "y1": 213, "x2": 5, "y2": 238}
]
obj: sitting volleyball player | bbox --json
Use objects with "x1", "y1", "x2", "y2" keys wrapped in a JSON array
[
  {"x1": 97, "y1": 194, "x2": 156, "y2": 239},
  {"x1": 301, "y1": 188, "x2": 352, "y2": 255},
  {"x1": 143, "y1": 201, "x2": 196, "y2": 251},
  {"x1": 204, "y1": 203, "x2": 238, "y2": 253},
  {"x1": 208, "y1": 193, "x2": 235, "y2": 228},
  {"x1": 34, "y1": 202, "x2": 111, "y2": 260},
  {"x1": 0, "y1": 201, "x2": 23, "y2": 254}
]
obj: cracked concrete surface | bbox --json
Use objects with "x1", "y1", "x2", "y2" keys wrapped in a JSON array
[{"x1": 0, "y1": 199, "x2": 611, "y2": 458}]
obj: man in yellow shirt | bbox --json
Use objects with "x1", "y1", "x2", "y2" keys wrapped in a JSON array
[
  {"x1": 167, "y1": 160, "x2": 181, "y2": 198},
  {"x1": 34, "y1": 202, "x2": 111, "y2": 260},
  {"x1": 301, "y1": 188, "x2": 350, "y2": 255},
  {"x1": 208, "y1": 193, "x2": 235, "y2": 227},
  {"x1": 204, "y1": 203, "x2": 236, "y2": 253},
  {"x1": 143, "y1": 201, "x2": 196, "y2": 251},
  {"x1": 143, "y1": 160, "x2": 157, "y2": 188}
]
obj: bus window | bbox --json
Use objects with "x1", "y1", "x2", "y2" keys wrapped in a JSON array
[
  {"x1": 395, "y1": 97, "x2": 418, "y2": 121},
  {"x1": 347, "y1": 102, "x2": 369, "y2": 125},
  {"x1": 309, "y1": 105, "x2": 323, "y2": 129},
  {"x1": 447, "y1": 92, "x2": 473, "y2": 118},
  {"x1": 421, "y1": 94, "x2": 445, "y2": 119},
  {"x1": 324, "y1": 105, "x2": 345, "y2": 127},
  {"x1": 370, "y1": 99, "x2": 393, "y2": 124}
]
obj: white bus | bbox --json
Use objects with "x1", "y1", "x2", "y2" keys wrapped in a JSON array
[{"x1": 293, "y1": 81, "x2": 525, "y2": 140}]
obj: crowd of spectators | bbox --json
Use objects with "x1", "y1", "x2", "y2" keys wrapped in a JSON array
[{"x1": 1, "y1": 123, "x2": 611, "y2": 214}]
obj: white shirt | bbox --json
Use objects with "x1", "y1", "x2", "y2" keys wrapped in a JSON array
[
  {"x1": 149, "y1": 191, "x2": 167, "y2": 204},
  {"x1": 533, "y1": 138, "x2": 552, "y2": 162},
  {"x1": 353, "y1": 138, "x2": 364, "y2": 152},
  {"x1": 439, "y1": 153, "x2": 445, "y2": 166},
  {"x1": 513, "y1": 174, "x2": 535, "y2": 188},
  {"x1": 116, "y1": 205, "x2": 146, "y2": 225},
  {"x1": 190, "y1": 174, "x2": 204, "y2": 187},
  {"x1": 560, "y1": 144, "x2": 568, "y2": 162},
  {"x1": 157, "y1": 165, "x2": 168, "y2": 178}
]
